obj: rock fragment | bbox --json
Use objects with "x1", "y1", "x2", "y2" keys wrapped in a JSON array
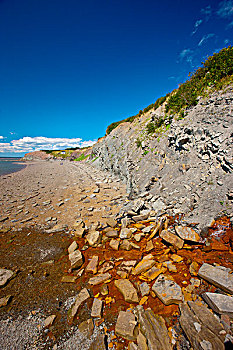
[
  {"x1": 68, "y1": 241, "x2": 78, "y2": 254},
  {"x1": 115, "y1": 279, "x2": 139, "y2": 303},
  {"x1": 44, "y1": 314, "x2": 56, "y2": 328},
  {"x1": 109, "y1": 239, "x2": 120, "y2": 250},
  {"x1": 132, "y1": 258, "x2": 156, "y2": 276},
  {"x1": 70, "y1": 288, "x2": 90, "y2": 319},
  {"x1": 198, "y1": 263, "x2": 233, "y2": 294},
  {"x1": 69, "y1": 250, "x2": 83, "y2": 269},
  {"x1": 115, "y1": 311, "x2": 137, "y2": 340},
  {"x1": 0, "y1": 268, "x2": 14, "y2": 287},
  {"x1": 175, "y1": 226, "x2": 201, "y2": 242},
  {"x1": 160, "y1": 230, "x2": 184, "y2": 249},
  {"x1": 86, "y1": 231, "x2": 101, "y2": 246},
  {"x1": 0, "y1": 295, "x2": 12, "y2": 307},
  {"x1": 86, "y1": 255, "x2": 99, "y2": 274},
  {"x1": 152, "y1": 274, "x2": 183, "y2": 305},
  {"x1": 89, "y1": 273, "x2": 111, "y2": 286},
  {"x1": 202, "y1": 292, "x2": 233, "y2": 316},
  {"x1": 91, "y1": 298, "x2": 103, "y2": 318}
]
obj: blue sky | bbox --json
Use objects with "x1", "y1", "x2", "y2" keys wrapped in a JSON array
[{"x1": 0, "y1": 0, "x2": 233, "y2": 156}]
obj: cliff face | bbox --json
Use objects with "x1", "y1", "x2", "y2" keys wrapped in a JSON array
[
  {"x1": 22, "y1": 151, "x2": 52, "y2": 161},
  {"x1": 91, "y1": 86, "x2": 233, "y2": 229}
]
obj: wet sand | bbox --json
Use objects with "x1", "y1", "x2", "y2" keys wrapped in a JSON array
[{"x1": 0, "y1": 160, "x2": 127, "y2": 230}]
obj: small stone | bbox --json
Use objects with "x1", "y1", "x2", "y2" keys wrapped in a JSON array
[
  {"x1": 120, "y1": 240, "x2": 132, "y2": 250},
  {"x1": 69, "y1": 250, "x2": 83, "y2": 269},
  {"x1": 175, "y1": 226, "x2": 201, "y2": 242},
  {"x1": 134, "y1": 233, "x2": 142, "y2": 242},
  {"x1": 163, "y1": 261, "x2": 177, "y2": 273},
  {"x1": 114, "y1": 279, "x2": 139, "y2": 303},
  {"x1": 132, "y1": 258, "x2": 155, "y2": 275},
  {"x1": 145, "y1": 240, "x2": 154, "y2": 252},
  {"x1": 91, "y1": 298, "x2": 103, "y2": 318},
  {"x1": 86, "y1": 256, "x2": 99, "y2": 274},
  {"x1": 0, "y1": 295, "x2": 12, "y2": 307},
  {"x1": 68, "y1": 241, "x2": 78, "y2": 254},
  {"x1": 105, "y1": 230, "x2": 118, "y2": 238},
  {"x1": 0, "y1": 269, "x2": 14, "y2": 287},
  {"x1": 139, "y1": 282, "x2": 150, "y2": 297},
  {"x1": 109, "y1": 239, "x2": 120, "y2": 250},
  {"x1": 152, "y1": 274, "x2": 183, "y2": 305},
  {"x1": 115, "y1": 311, "x2": 137, "y2": 340},
  {"x1": 189, "y1": 262, "x2": 199, "y2": 276},
  {"x1": 61, "y1": 275, "x2": 77, "y2": 283},
  {"x1": 74, "y1": 228, "x2": 85, "y2": 238},
  {"x1": 44, "y1": 314, "x2": 56, "y2": 328},
  {"x1": 106, "y1": 218, "x2": 117, "y2": 228},
  {"x1": 120, "y1": 228, "x2": 132, "y2": 239},
  {"x1": 142, "y1": 265, "x2": 166, "y2": 280},
  {"x1": 86, "y1": 231, "x2": 101, "y2": 246},
  {"x1": 160, "y1": 230, "x2": 184, "y2": 249},
  {"x1": 89, "y1": 273, "x2": 111, "y2": 286},
  {"x1": 100, "y1": 284, "x2": 109, "y2": 296},
  {"x1": 171, "y1": 254, "x2": 183, "y2": 263}
]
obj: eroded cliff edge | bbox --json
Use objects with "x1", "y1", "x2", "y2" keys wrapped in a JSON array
[{"x1": 91, "y1": 86, "x2": 233, "y2": 230}]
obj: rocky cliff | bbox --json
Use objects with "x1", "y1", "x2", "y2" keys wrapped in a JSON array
[{"x1": 91, "y1": 85, "x2": 233, "y2": 230}]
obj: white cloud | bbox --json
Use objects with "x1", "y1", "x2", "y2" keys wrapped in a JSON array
[
  {"x1": 191, "y1": 19, "x2": 203, "y2": 35},
  {"x1": 217, "y1": 0, "x2": 233, "y2": 18},
  {"x1": 0, "y1": 136, "x2": 4, "y2": 139},
  {"x1": 201, "y1": 5, "x2": 212, "y2": 20},
  {"x1": 198, "y1": 33, "x2": 215, "y2": 46},
  {"x1": 0, "y1": 136, "x2": 96, "y2": 154},
  {"x1": 179, "y1": 49, "x2": 194, "y2": 66}
]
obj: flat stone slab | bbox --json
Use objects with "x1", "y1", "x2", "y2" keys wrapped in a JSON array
[
  {"x1": 142, "y1": 265, "x2": 166, "y2": 280},
  {"x1": 152, "y1": 274, "x2": 183, "y2": 305},
  {"x1": 131, "y1": 259, "x2": 155, "y2": 275},
  {"x1": 86, "y1": 255, "x2": 99, "y2": 274},
  {"x1": 0, "y1": 268, "x2": 14, "y2": 287},
  {"x1": 115, "y1": 311, "x2": 137, "y2": 341},
  {"x1": 175, "y1": 226, "x2": 201, "y2": 242},
  {"x1": 160, "y1": 230, "x2": 184, "y2": 249},
  {"x1": 139, "y1": 282, "x2": 150, "y2": 297},
  {"x1": 198, "y1": 263, "x2": 233, "y2": 294},
  {"x1": 69, "y1": 250, "x2": 83, "y2": 269},
  {"x1": 114, "y1": 279, "x2": 139, "y2": 303},
  {"x1": 91, "y1": 298, "x2": 103, "y2": 318},
  {"x1": 70, "y1": 288, "x2": 90, "y2": 319},
  {"x1": 202, "y1": 292, "x2": 233, "y2": 316},
  {"x1": 89, "y1": 272, "x2": 111, "y2": 285}
]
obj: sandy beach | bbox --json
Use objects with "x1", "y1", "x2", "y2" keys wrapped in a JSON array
[{"x1": 0, "y1": 160, "x2": 127, "y2": 230}]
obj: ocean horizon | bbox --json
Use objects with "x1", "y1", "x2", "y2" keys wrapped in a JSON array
[{"x1": 0, "y1": 157, "x2": 26, "y2": 176}]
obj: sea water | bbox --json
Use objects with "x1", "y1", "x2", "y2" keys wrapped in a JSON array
[{"x1": 0, "y1": 157, "x2": 26, "y2": 176}]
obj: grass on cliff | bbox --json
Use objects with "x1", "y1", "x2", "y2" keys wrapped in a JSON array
[{"x1": 106, "y1": 46, "x2": 233, "y2": 135}]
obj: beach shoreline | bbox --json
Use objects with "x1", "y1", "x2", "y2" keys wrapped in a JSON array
[{"x1": 0, "y1": 159, "x2": 127, "y2": 230}]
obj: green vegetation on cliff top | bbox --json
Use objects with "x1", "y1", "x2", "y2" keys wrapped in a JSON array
[{"x1": 106, "y1": 46, "x2": 233, "y2": 135}]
